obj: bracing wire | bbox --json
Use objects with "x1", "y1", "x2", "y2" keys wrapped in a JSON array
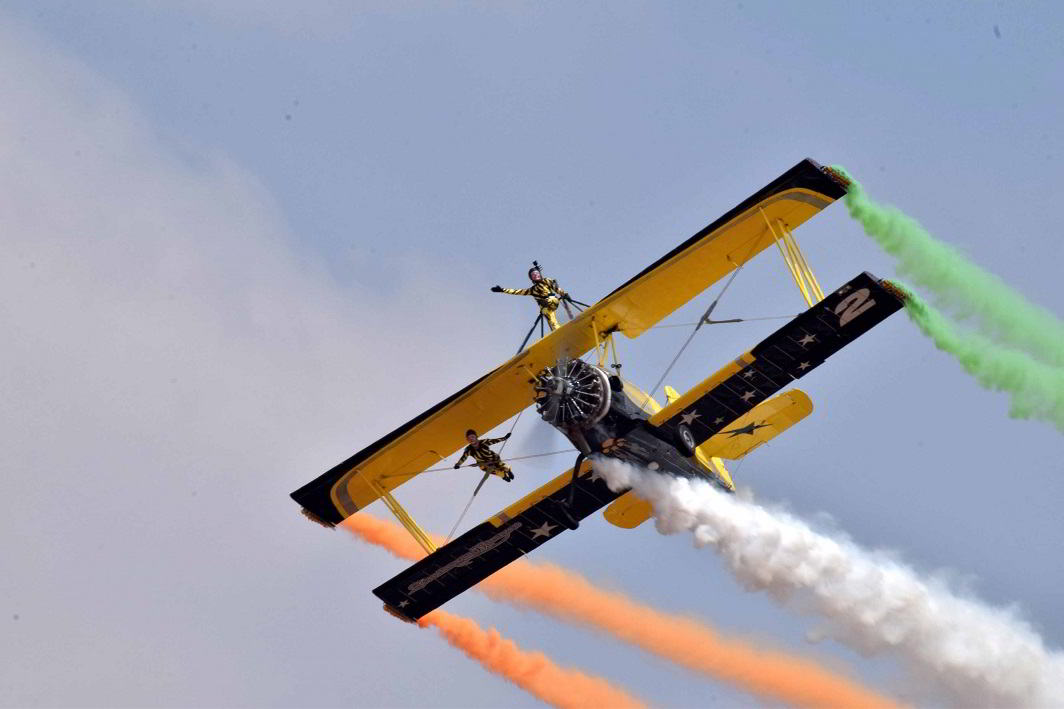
[
  {"x1": 628, "y1": 314, "x2": 800, "y2": 331},
  {"x1": 444, "y1": 485, "x2": 482, "y2": 544},
  {"x1": 642, "y1": 234, "x2": 768, "y2": 407},
  {"x1": 378, "y1": 449, "x2": 575, "y2": 480}
]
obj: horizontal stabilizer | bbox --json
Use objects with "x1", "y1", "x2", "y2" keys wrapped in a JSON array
[
  {"x1": 698, "y1": 389, "x2": 812, "y2": 460},
  {"x1": 603, "y1": 492, "x2": 653, "y2": 529}
]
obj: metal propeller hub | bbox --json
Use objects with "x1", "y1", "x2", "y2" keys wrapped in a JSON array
[{"x1": 534, "y1": 358, "x2": 611, "y2": 428}]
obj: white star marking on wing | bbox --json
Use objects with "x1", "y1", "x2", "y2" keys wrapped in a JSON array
[
  {"x1": 797, "y1": 361, "x2": 811, "y2": 371},
  {"x1": 713, "y1": 417, "x2": 725, "y2": 425},
  {"x1": 741, "y1": 391, "x2": 756, "y2": 402},
  {"x1": 798, "y1": 333, "x2": 816, "y2": 347},
  {"x1": 743, "y1": 369, "x2": 756, "y2": 378},
  {"x1": 530, "y1": 522, "x2": 557, "y2": 540},
  {"x1": 398, "y1": 600, "x2": 410, "y2": 608},
  {"x1": 679, "y1": 410, "x2": 701, "y2": 425}
]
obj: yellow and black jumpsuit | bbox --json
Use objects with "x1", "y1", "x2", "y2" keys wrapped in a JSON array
[
  {"x1": 455, "y1": 437, "x2": 514, "y2": 481},
  {"x1": 498, "y1": 278, "x2": 567, "y2": 331}
]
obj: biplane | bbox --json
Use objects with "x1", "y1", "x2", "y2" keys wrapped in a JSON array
[{"x1": 290, "y1": 158, "x2": 907, "y2": 622}]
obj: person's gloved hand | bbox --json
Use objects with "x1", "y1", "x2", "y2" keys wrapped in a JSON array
[
  {"x1": 490, "y1": 285, "x2": 503, "y2": 292},
  {"x1": 504, "y1": 432, "x2": 511, "y2": 439},
  {"x1": 453, "y1": 462, "x2": 461, "y2": 469}
]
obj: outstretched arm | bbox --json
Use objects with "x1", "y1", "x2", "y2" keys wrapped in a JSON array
[
  {"x1": 453, "y1": 447, "x2": 471, "y2": 468},
  {"x1": 480, "y1": 433, "x2": 511, "y2": 446},
  {"x1": 492, "y1": 285, "x2": 532, "y2": 296}
]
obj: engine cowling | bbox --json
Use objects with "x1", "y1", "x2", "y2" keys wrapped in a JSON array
[{"x1": 534, "y1": 359, "x2": 611, "y2": 428}]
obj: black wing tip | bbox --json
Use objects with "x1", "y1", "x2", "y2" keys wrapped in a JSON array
[
  {"x1": 819, "y1": 163, "x2": 852, "y2": 192},
  {"x1": 382, "y1": 603, "x2": 418, "y2": 624},
  {"x1": 290, "y1": 487, "x2": 346, "y2": 527},
  {"x1": 878, "y1": 278, "x2": 910, "y2": 304},
  {"x1": 298, "y1": 506, "x2": 337, "y2": 529}
]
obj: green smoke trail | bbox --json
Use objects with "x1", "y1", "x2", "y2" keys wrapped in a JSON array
[
  {"x1": 900, "y1": 287, "x2": 1064, "y2": 432},
  {"x1": 831, "y1": 165, "x2": 1064, "y2": 367}
]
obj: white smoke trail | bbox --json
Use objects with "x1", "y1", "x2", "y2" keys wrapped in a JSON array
[{"x1": 597, "y1": 458, "x2": 1064, "y2": 708}]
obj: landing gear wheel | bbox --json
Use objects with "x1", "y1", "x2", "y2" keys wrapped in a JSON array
[{"x1": 676, "y1": 423, "x2": 697, "y2": 457}]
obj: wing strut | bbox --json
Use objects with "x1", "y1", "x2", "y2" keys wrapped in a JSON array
[
  {"x1": 759, "y1": 207, "x2": 825, "y2": 306},
  {"x1": 369, "y1": 480, "x2": 437, "y2": 554}
]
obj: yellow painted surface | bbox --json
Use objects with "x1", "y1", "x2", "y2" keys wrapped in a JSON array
[
  {"x1": 603, "y1": 492, "x2": 654, "y2": 529},
  {"x1": 620, "y1": 378, "x2": 662, "y2": 416},
  {"x1": 708, "y1": 457, "x2": 735, "y2": 490}
]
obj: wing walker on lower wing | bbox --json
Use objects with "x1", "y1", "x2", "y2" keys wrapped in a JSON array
[{"x1": 289, "y1": 159, "x2": 908, "y2": 621}]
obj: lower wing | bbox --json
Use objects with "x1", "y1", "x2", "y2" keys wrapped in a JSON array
[{"x1": 372, "y1": 459, "x2": 621, "y2": 620}]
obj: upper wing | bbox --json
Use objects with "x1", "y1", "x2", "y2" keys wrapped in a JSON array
[
  {"x1": 650, "y1": 272, "x2": 906, "y2": 445},
  {"x1": 372, "y1": 459, "x2": 622, "y2": 620},
  {"x1": 573, "y1": 158, "x2": 848, "y2": 338}
]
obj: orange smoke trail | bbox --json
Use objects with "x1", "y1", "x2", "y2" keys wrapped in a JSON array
[
  {"x1": 419, "y1": 609, "x2": 646, "y2": 709},
  {"x1": 345, "y1": 514, "x2": 903, "y2": 709}
]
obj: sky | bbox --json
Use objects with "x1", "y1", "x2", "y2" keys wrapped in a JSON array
[{"x1": 1, "y1": 2, "x2": 1062, "y2": 707}]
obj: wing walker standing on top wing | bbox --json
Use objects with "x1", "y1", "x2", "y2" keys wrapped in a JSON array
[
  {"x1": 492, "y1": 260, "x2": 569, "y2": 331},
  {"x1": 290, "y1": 159, "x2": 909, "y2": 622}
]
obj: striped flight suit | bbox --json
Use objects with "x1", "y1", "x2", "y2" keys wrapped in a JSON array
[
  {"x1": 455, "y1": 437, "x2": 514, "y2": 480},
  {"x1": 499, "y1": 278, "x2": 567, "y2": 331}
]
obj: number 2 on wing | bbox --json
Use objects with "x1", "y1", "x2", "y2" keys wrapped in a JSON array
[{"x1": 835, "y1": 288, "x2": 876, "y2": 326}]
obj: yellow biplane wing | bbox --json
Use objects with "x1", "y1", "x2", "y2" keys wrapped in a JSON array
[{"x1": 290, "y1": 158, "x2": 848, "y2": 529}]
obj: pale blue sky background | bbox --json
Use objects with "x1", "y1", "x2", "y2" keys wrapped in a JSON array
[{"x1": 1, "y1": 2, "x2": 1062, "y2": 707}]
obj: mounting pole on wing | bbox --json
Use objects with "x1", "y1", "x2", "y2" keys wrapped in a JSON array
[{"x1": 516, "y1": 314, "x2": 545, "y2": 354}]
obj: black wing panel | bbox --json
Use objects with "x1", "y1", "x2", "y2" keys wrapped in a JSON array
[
  {"x1": 372, "y1": 468, "x2": 623, "y2": 620},
  {"x1": 658, "y1": 272, "x2": 905, "y2": 445}
]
